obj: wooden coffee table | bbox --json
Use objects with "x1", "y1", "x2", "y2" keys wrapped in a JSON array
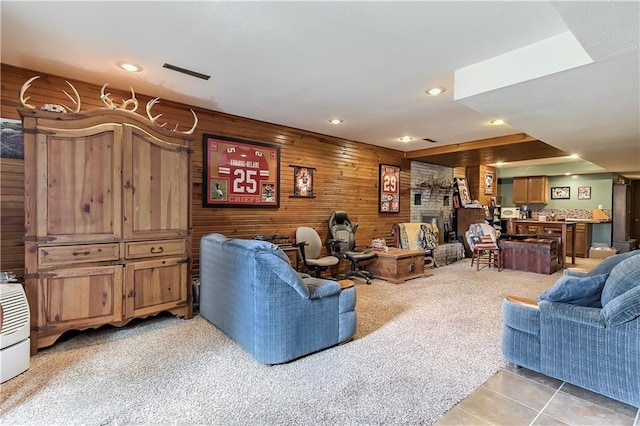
[{"x1": 366, "y1": 248, "x2": 426, "y2": 284}]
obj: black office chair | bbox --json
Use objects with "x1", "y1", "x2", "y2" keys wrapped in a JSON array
[{"x1": 327, "y1": 211, "x2": 377, "y2": 284}]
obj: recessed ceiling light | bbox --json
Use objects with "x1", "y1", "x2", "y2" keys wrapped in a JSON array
[
  {"x1": 490, "y1": 119, "x2": 505, "y2": 125},
  {"x1": 329, "y1": 118, "x2": 343, "y2": 125},
  {"x1": 399, "y1": 136, "x2": 413, "y2": 143},
  {"x1": 116, "y1": 61, "x2": 143, "y2": 72},
  {"x1": 496, "y1": 161, "x2": 505, "y2": 166},
  {"x1": 426, "y1": 87, "x2": 446, "y2": 96},
  {"x1": 569, "y1": 154, "x2": 579, "y2": 159}
]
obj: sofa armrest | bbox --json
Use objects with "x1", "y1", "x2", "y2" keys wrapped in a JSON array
[
  {"x1": 301, "y1": 277, "x2": 341, "y2": 299},
  {"x1": 538, "y1": 300, "x2": 605, "y2": 328}
]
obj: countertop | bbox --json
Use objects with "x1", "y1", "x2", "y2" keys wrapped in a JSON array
[{"x1": 510, "y1": 219, "x2": 611, "y2": 224}]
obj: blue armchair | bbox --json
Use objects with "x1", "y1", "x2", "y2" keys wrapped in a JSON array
[
  {"x1": 502, "y1": 251, "x2": 640, "y2": 407},
  {"x1": 199, "y1": 233, "x2": 357, "y2": 364}
]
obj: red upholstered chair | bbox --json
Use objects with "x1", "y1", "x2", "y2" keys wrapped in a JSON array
[{"x1": 466, "y1": 223, "x2": 502, "y2": 271}]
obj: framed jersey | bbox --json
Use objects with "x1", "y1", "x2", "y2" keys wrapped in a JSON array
[
  {"x1": 203, "y1": 134, "x2": 280, "y2": 207},
  {"x1": 379, "y1": 163, "x2": 400, "y2": 213}
]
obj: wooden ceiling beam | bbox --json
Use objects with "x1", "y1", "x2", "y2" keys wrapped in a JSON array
[
  {"x1": 404, "y1": 133, "x2": 568, "y2": 168},
  {"x1": 404, "y1": 133, "x2": 536, "y2": 159}
]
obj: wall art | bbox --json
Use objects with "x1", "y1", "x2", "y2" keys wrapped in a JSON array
[
  {"x1": 551, "y1": 186, "x2": 571, "y2": 200},
  {"x1": 484, "y1": 170, "x2": 495, "y2": 195},
  {"x1": 379, "y1": 163, "x2": 400, "y2": 213},
  {"x1": 203, "y1": 134, "x2": 280, "y2": 207},
  {"x1": 578, "y1": 186, "x2": 591, "y2": 200},
  {"x1": 290, "y1": 165, "x2": 315, "y2": 198},
  {"x1": 1, "y1": 118, "x2": 24, "y2": 159}
]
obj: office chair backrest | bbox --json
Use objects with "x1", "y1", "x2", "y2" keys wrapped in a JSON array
[
  {"x1": 295, "y1": 227, "x2": 323, "y2": 259},
  {"x1": 328, "y1": 211, "x2": 357, "y2": 253}
]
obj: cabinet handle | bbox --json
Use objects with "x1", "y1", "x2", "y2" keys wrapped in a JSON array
[
  {"x1": 72, "y1": 250, "x2": 91, "y2": 256},
  {"x1": 150, "y1": 246, "x2": 164, "y2": 254},
  {"x1": 127, "y1": 290, "x2": 136, "y2": 298}
]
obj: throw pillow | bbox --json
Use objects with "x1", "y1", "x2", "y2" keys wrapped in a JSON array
[
  {"x1": 419, "y1": 224, "x2": 438, "y2": 250},
  {"x1": 537, "y1": 273, "x2": 609, "y2": 308},
  {"x1": 600, "y1": 253, "x2": 640, "y2": 306}
]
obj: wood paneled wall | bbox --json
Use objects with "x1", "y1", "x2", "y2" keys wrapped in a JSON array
[
  {"x1": 1, "y1": 64, "x2": 410, "y2": 278},
  {"x1": 0, "y1": 158, "x2": 24, "y2": 278},
  {"x1": 466, "y1": 165, "x2": 498, "y2": 206}
]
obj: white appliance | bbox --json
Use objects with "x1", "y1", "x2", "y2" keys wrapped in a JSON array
[
  {"x1": 0, "y1": 283, "x2": 30, "y2": 383},
  {"x1": 500, "y1": 207, "x2": 520, "y2": 220}
]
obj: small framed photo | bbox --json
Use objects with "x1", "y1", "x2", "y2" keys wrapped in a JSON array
[
  {"x1": 484, "y1": 170, "x2": 495, "y2": 195},
  {"x1": 551, "y1": 186, "x2": 571, "y2": 200},
  {"x1": 291, "y1": 165, "x2": 315, "y2": 198},
  {"x1": 578, "y1": 186, "x2": 591, "y2": 200}
]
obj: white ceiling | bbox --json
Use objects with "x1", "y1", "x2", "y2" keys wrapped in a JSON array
[{"x1": 2, "y1": 1, "x2": 638, "y2": 178}]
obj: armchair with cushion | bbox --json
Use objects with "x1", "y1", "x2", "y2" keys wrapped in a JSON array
[
  {"x1": 502, "y1": 251, "x2": 640, "y2": 407},
  {"x1": 199, "y1": 233, "x2": 357, "y2": 364},
  {"x1": 327, "y1": 211, "x2": 377, "y2": 284}
]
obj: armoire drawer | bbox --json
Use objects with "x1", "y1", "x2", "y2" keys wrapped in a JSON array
[
  {"x1": 124, "y1": 239, "x2": 186, "y2": 259},
  {"x1": 38, "y1": 243, "x2": 120, "y2": 267}
]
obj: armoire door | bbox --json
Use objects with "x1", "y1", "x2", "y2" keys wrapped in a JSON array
[
  {"x1": 122, "y1": 125, "x2": 190, "y2": 240},
  {"x1": 34, "y1": 124, "x2": 122, "y2": 243}
]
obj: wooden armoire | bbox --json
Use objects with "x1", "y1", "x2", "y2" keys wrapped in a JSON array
[{"x1": 20, "y1": 107, "x2": 194, "y2": 353}]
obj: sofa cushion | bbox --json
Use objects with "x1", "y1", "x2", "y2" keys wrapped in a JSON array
[
  {"x1": 583, "y1": 250, "x2": 640, "y2": 277},
  {"x1": 537, "y1": 273, "x2": 608, "y2": 308},
  {"x1": 601, "y1": 285, "x2": 640, "y2": 326},
  {"x1": 255, "y1": 249, "x2": 310, "y2": 299},
  {"x1": 601, "y1": 253, "x2": 640, "y2": 307}
]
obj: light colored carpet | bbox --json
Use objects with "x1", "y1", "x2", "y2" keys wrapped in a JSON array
[{"x1": 0, "y1": 258, "x2": 599, "y2": 425}]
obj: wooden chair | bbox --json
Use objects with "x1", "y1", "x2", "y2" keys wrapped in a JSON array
[{"x1": 466, "y1": 224, "x2": 502, "y2": 271}]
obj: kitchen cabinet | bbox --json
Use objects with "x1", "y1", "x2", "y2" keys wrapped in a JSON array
[
  {"x1": 21, "y1": 107, "x2": 194, "y2": 353},
  {"x1": 513, "y1": 176, "x2": 549, "y2": 204},
  {"x1": 511, "y1": 221, "x2": 591, "y2": 258}
]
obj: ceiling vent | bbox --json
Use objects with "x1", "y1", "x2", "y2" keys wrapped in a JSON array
[{"x1": 162, "y1": 63, "x2": 210, "y2": 80}]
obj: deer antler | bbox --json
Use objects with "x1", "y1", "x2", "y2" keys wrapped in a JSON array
[
  {"x1": 19, "y1": 76, "x2": 40, "y2": 109},
  {"x1": 19, "y1": 76, "x2": 81, "y2": 113},
  {"x1": 146, "y1": 97, "x2": 198, "y2": 135},
  {"x1": 100, "y1": 83, "x2": 138, "y2": 112},
  {"x1": 61, "y1": 80, "x2": 81, "y2": 113}
]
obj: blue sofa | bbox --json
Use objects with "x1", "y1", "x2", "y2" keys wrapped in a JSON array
[
  {"x1": 199, "y1": 233, "x2": 357, "y2": 364},
  {"x1": 502, "y1": 251, "x2": 640, "y2": 407}
]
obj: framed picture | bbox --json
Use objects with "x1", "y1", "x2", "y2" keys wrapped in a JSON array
[
  {"x1": 455, "y1": 177, "x2": 472, "y2": 206},
  {"x1": 203, "y1": 134, "x2": 280, "y2": 208},
  {"x1": 551, "y1": 186, "x2": 571, "y2": 200},
  {"x1": 578, "y1": 186, "x2": 591, "y2": 200},
  {"x1": 379, "y1": 163, "x2": 400, "y2": 213},
  {"x1": 1, "y1": 118, "x2": 24, "y2": 159},
  {"x1": 291, "y1": 165, "x2": 315, "y2": 198},
  {"x1": 484, "y1": 170, "x2": 495, "y2": 195}
]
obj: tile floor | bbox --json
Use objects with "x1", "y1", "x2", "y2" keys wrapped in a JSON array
[{"x1": 436, "y1": 365, "x2": 640, "y2": 425}]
